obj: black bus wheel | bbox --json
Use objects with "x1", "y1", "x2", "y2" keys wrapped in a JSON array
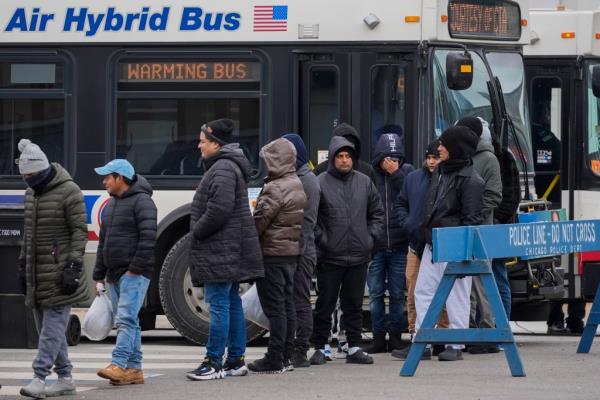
[
  {"x1": 159, "y1": 233, "x2": 266, "y2": 345},
  {"x1": 66, "y1": 314, "x2": 81, "y2": 346}
]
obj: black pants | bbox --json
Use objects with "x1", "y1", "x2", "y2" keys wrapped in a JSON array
[
  {"x1": 313, "y1": 263, "x2": 368, "y2": 349},
  {"x1": 547, "y1": 299, "x2": 586, "y2": 330},
  {"x1": 256, "y1": 257, "x2": 297, "y2": 361},
  {"x1": 293, "y1": 256, "x2": 315, "y2": 353}
]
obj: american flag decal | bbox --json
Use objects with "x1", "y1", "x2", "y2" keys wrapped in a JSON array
[{"x1": 253, "y1": 5, "x2": 288, "y2": 32}]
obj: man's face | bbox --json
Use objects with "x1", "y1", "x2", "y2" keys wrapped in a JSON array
[
  {"x1": 426, "y1": 154, "x2": 441, "y2": 172},
  {"x1": 198, "y1": 131, "x2": 220, "y2": 159},
  {"x1": 102, "y1": 174, "x2": 122, "y2": 196},
  {"x1": 334, "y1": 150, "x2": 353, "y2": 173},
  {"x1": 438, "y1": 143, "x2": 450, "y2": 161}
]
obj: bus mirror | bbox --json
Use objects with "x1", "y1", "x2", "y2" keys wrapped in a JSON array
[
  {"x1": 592, "y1": 65, "x2": 600, "y2": 98},
  {"x1": 446, "y1": 51, "x2": 473, "y2": 90}
]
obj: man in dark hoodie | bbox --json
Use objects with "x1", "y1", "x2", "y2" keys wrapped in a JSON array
[
  {"x1": 309, "y1": 136, "x2": 384, "y2": 366},
  {"x1": 185, "y1": 119, "x2": 263, "y2": 380},
  {"x1": 364, "y1": 131, "x2": 414, "y2": 354},
  {"x1": 281, "y1": 133, "x2": 321, "y2": 368},
  {"x1": 93, "y1": 159, "x2": 157, "y2": 385}
]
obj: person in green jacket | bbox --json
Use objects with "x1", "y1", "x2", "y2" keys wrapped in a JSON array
[{"x1": 17, "y1": 139, "x2": 88, "y2": 399}]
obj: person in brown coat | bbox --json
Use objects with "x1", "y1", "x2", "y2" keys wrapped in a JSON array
[{"x1": 249, "y1": 138, "x2": 307, "y2": 374}]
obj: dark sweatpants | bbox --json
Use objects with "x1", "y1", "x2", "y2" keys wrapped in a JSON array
[
  {"x1": 313, "y1": 263, "x2": 368, "y2": 349},
  {"x1": 293, "y1": 255, "x2": 315, "y2": 353},
  {"x1": 256, "y1": 256, "x2": 297, "y2": 362}
]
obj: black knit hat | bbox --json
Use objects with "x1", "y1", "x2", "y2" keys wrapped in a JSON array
[
  {"x1": 426, "y1": 140, "x2": 440, "y2": 157},
  {"x1": 202, "y1": 118, "x2": 234, "y2": 145},
  {"x1": 439, "y1": 126, "x2": 479, "y2": 161},
  {"x1": 455, "y1": 116, "x2": 483, "y2": 137}
]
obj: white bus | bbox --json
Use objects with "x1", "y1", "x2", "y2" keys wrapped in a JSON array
[
  {"x1": 0, "y1": 0, "x2": 537, "y2": 343},
  {"x1": 524, "y1": 7, "x2": 600, "y2": 305}
]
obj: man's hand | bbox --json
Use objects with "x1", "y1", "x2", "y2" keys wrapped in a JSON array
[
  {"x1": 95, "y1": 280, "x2": 105, "y2": 295},
  {"x1": 381, "y1": 158, "x2": 399, "y2": 174}
]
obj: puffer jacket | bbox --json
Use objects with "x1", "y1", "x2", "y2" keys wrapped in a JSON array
[
  {"x1": 93, "y1": 175, "x2": 157, "y2": 283},
  {"x1": 20, "y1": 163, "x2": 89, "y2": 308},
  {"x1": 254, "y1": 138, "x2": 307, "y2": 257},
  {"x1": 296, "y1": 163, "x2": 320, "y2": 264},
  {"x1": 189, "y1": 143, "x2": 263, "y2": 285},
  {"x1": 472, "y1": 139, "x2": 502, "y2": 225},
  {"x1": 316, "y1": 137, "x2": 384, "y2": 266},
  {"x1": 371, "y1": 133, "x2": 414, "y2": 251},
  {"x1": 396, "y1": 166, "x2": 433, "y2": 250}
]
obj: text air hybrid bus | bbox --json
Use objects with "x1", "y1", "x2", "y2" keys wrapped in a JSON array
[
  {"x1": 524, "y1": 8, "x2": 600, "y2": 305},
  {"x1": 0, "y1": 0, "x2": 537, "y2": 343}
]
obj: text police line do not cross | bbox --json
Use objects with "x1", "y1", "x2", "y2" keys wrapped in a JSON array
[{"x1": 432, "y1": 220, "x2": 600, "y2": 263}]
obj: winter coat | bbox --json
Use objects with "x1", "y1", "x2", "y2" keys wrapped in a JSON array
[
  {"x1": 254, "y1": 139, "x2": 307, "y2": 257},
  {"x1": 189, "y1": 143, "x2": 263, "y2": 285},
  {"x1": 20, "y1": 163, "x2": 88, "y2": 308},
  {"x1": 93, "y1": 175, "x2": 157, "y2": 284},
  {"x1": 420, "y1": 164, "x2": 485, "y2": 248},
  {"x1": 315, "y1": 137, "x2": 385, "y2": 266},
  {"x1": 296, "y1": 163, "x2": 320, "y2": 264},
  {"x1": 472, "y1": 140, "x2": 502, "y2": 225},
  {"x1": 396, "y1": 166, "x2": 433, "y2": 250},
  {"x1": 494, "y1": 150, "x2": 521, "y2": 224},
  {"x1": 371, "y1": 134, "x2": 414, "y2": 251}
]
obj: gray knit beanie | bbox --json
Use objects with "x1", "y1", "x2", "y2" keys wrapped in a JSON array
[{"x1": 17, "y1": 139, "x2": 50, "y2": 175}]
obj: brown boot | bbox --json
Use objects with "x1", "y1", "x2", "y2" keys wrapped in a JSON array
[
  {"x1": 110, "y1": 368, "x2": 144, "y2": 386},
  {"x1": 97, "y1": 364, "x2": 127, "y2": 381}
]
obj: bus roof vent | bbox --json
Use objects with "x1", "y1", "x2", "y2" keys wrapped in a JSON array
[{"x1": 298, "y1": 24, "x2": 319, "y2": 39}]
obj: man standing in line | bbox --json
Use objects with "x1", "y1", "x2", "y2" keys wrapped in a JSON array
[
  {"x1": 93, "y1": 159, "x2": 157, "y2": 385},
  {"x1": 281, "y1": 133, "x2": 321, "y2": 369},
  {"x1": 309, "y1": 136, "x2": 384, "y2": 366},
  {"x1": 414, "y1": 126, "x2": 485, "y2": 362},
  {"x1": 249, "y1": 138, "x2": 306, "y2": 373},
  {"x1": 185, "y1": 119, "x2": 263, "y2": 380},
  {"x1": 364, "y1": 131, "x2": 414, "y2": 354},
  {"x1": 17, "y1": 139, "x2": 88, "y2": 398}
]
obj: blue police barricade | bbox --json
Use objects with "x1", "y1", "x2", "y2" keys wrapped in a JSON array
[{"x1": 400, "y1": 219, "x2": 600, "y2": 377}]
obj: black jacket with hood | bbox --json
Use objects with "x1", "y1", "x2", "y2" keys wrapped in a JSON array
[
  {"x1": 189, "y1": 143, "x2": 263, "y2": 285},
  {"x1": 371, "y1": 133, "x2": 414, "y2": 251},
  {"x1": 93, "y1": 175, "x2": 157, "y2": 283},
  {"x1": 315, "y1": 136, "x2": 384, "y2": 266}
]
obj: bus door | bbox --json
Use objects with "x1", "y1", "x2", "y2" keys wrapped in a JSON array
[{"x1": 525, "y1": 64, "x2": 573, "y2": 209}]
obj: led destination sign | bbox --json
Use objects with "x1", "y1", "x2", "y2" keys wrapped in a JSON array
[
  {"x1": 119, "y1": 61, "x2": 260, "y2": 82},
  {"x1": 448, "y1": 0, "x2": 521, "y2": 41}
]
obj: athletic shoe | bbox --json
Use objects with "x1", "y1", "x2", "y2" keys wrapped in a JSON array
[
  {"x1": 20, "y1": 377, "x2": 46, "y2": 399},
  {"x1": 309, "y1": 350, "x2": 327, "y2": 365},
  {"x1": 467, "y1": 345, "x2": 488, "y2": 354},
  {"x1": 283, "y1": 359, "x2": 294, "y2": 372},
  {"x1": 336, "y1": 342, "x2": 348, "y2": 359},
  {"x1": 438, "y1": 347, "x2": 464, "y2": 361},
  {"x1": 547, "y1": 322, "x2": 569, "y2": 335},
  {"x1": 186, "y1": 358, "x2": 225, "y2": 381},
  {"x1": 290, "y1": 351, "x2": 310, "y2": 368},
  {"x1": 346, "y1": 349, "x2": 374, "y2": 364},
  {"x1": 223, "y1": 356, "x2": 248, "y2": 377},
  {"x1": 248, "y1": 356, "x2": 284, "y2": 374},
  {"x1": 391, "y1": 346, "x2": 431, "y2": 361},
  {"x1": 323, "y1": 344, "x2": 334, "y2": 361}
]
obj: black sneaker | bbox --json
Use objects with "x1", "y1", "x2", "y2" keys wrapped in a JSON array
[
  {"x1": 309, "y1": 350, "x2": 327, "y2": 365},
  {"x1": 432, "y1": 345, "x2": 445, "y2": 357},
  {"x1": 283, "y1": 359, "x2": 294, "y2": 372},
  {"x1": 467, "y1": 345, "x2": 488, "y2": 354},
  {"x1": 391, "y1": 346, "x2": 431, "y2": 361},
  {"x1": 438, "y1": 347, "x2": 464, "y2": 361},
  {"x1": 290, "y1": 351, "x2": 310, "y2": 368},
  {"x1": 346, "y1": 349, "x2": 374, "y2": 364},
  {"x1": 248, "y1": 356, "x2": 284, "y2": 374},
  {"x1": 186, "y1": 358, "x2": 225, "y2": 380},
  {"x1": 547, "y1": 322, "x2": 569, "y2": 335},
  {"x1": 223, "y1": 356, "x2": 248, "y2": 377}
]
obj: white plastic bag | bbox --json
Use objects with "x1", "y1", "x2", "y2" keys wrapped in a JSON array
[
  {"x1": 241, "y1": 284, "x2": 269, "y2": 329},
  {"x1": 82, "y1": 283, "x2": 114, "y2": 341}
]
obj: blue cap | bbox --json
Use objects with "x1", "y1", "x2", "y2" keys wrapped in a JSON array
[{"x1": 94, "y1": 159, "x2": 135, "y2": 180}]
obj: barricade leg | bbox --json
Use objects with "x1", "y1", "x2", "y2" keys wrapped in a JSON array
[{"x1": 577, "y1": 284, "x2": 600, "y2": 353}]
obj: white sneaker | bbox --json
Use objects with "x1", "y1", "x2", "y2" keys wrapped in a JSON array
[
  {"x1": 20, "y1": 377, "x2": 46, "y2": 399},
  {"x1": 324, "y1": 344, "x2": 334, "y2": 361},
  {"x1": 45, "y1": 376, "x2": 76, "y2": 397}
]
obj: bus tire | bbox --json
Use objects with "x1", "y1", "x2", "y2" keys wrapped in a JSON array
[{"x1": 159, "y1": 233, "x2": 266, "y2": 345}]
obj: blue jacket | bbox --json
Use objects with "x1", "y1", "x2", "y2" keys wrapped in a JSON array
[
  {"x1": 396, "y1": 166, "x2": 432, "y2": 250},
  {"x1": 371, "y1": 134, "x2": 414, "y2": 251}
]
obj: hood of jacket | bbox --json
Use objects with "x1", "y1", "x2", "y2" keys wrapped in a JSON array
[
  {"x1": 371, "y1": 133, "x2": 406, "y2": 169},
  {"x1": 327, "y1": 136, "x2": 355, "y2": 176},
  {"x1": 475, "y1": 138, "x2": 495, "y2": 156},
  {"x1": 121, "y1": 174, "x2": 153, "y2": 198},
  {"x1": 204, "y1": 143, "x2": 253, "y2": 182},
  {"x1": 261, "y1": 138, "x2": 297, "y2": 180},
  {"x1": 333, "y1": 123, "x2": 362, "y2": 157}
]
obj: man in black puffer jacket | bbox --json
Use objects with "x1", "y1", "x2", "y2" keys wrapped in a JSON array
[
  {"x1": 415, "y1": 126, "x2": 485, "y2": 362},
  {"x1": 93, "y1": 159, "x2": 157, "y2": 385},
  {"x1": 186, "y1": 118, "x2": 263, "y2": 381},
  {"x1": 309, "y1": 136, "x2": 384, "y2": 366}
]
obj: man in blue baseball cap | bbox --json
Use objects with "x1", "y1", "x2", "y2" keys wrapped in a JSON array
[{"x1": 92, "y1": 159, "x2": 157, "y2": 386}]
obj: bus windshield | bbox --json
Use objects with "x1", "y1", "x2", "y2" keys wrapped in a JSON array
[{"x1": 587, "y1": 62, "x2": 600, "y2": 177}]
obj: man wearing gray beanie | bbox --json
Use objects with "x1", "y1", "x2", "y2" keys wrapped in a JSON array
[{"x1": 17, "y1": 139, "x2": 88, "y2": 398}]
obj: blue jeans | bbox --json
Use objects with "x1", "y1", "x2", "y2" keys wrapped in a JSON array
[
  {"x1": 107, "y1": 273, "x2": 150, "y2": 369},
  {"x1": 492, "y1": 259, "x2": 511, "y2": 320},
  {"x1": 367, "y1": 249, "x2": 407, "y2": 334},
  {"x1": 204, "y1": 282, "x2": 246, "y2": 365}
]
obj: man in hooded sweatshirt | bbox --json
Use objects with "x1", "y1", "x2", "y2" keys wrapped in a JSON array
[
  {"x1": 185, "y1": 118, "x2": 263, "y2": 380},
  {"x1": 415, "y1": 126, "x2": 484, "y2": 362},
  {"x1": 364, "y1": 130, "x2": 414, "y2": 354},
  {"x1": 455, "y1": 117, "x2": 502, "y2": 354},
  {"x1": 309, "y1": 136, "x2": 384, "y2": 366},
  {"x1": 93, "y1": 158, "x2": 157, "y2": 385},
  {"x1": 281, "y1": 133, "x2": 321, "y2": 368},
  {"x1": 17, "y1": 139, "x2": 88, "y2": 399},
  {"x1": 250, "y1": 138, "x2": 306, "y2": 374}
]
